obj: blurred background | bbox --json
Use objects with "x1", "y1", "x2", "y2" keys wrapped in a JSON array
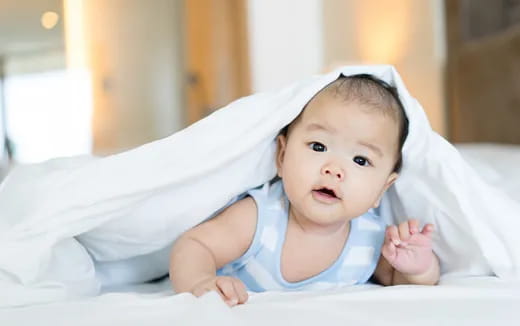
[{"x1": 0, "y1": 0, "x2": 518, "y2": 175}]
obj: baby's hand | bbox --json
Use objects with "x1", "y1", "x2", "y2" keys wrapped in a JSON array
[
  {"x1": 381, "y1": 219, "x2": 435, "y2": 276},
  {"x1": 191, "y1": 276, "x2": 248, "y2": 307}
]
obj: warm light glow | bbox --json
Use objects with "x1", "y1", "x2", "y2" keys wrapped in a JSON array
[
  {"x1": 63, "y1": 0, "x2": 87, "y2": 68},
  {"x1": 62, "y1": 0, "x2": 94, "y2": 154},
  {"x1": 355, "y1": 0, "x2": 412, "y2": 64},
  {"x1": 41, "y1": 11, "x2": 59, "y2": 30}
]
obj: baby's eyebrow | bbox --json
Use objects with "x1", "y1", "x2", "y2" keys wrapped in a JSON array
[
  {"x1": 358, "y1": 141, "x2": 383, "y2": 157},
  {"x1": 306, "y1": 122, "x2": 336, "y2": 134}
]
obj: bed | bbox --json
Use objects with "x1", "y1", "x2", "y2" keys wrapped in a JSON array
[
  {"x1": 2, "y1": 270, "x2": 520, "y2": 325},
  {"x1": 1, "y1": 142, "x2": 519, "y2": 326}
]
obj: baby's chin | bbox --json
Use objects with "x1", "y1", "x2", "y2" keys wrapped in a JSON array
[{"x1": 301, "y1": 206, "x2": 352, "y2": 226}]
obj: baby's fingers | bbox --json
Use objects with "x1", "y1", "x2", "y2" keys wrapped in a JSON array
[
  {"x1": 232, "y1": 278, "x2": 249, "y2": 304},
  {"x1": 408, "y1": 219, "x2": 419, "y2": 234},
  {"x1": 386, "y1": 225, "x2": 401, "y2": 246},
  {"x1": 216, "y1": 278, "x2": 239, "y2": 306},
  {"x1": 420, "y1": 224, "x2": 435, "y2": 238},
  {"x1": 382, "y1": 226, "x2": 398, "y2": 260}
]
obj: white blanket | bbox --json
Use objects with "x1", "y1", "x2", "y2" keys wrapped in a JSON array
[{"x1": 1, "y1": 65, "x2": 519, "y2": 307}]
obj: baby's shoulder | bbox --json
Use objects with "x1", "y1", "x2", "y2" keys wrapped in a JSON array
[
  {"x1": 246, "y1": 179, "x2": 288, "y2": 216},
  {"x1": 220, "y1": 195, "x2": 258, "y2": 222}
]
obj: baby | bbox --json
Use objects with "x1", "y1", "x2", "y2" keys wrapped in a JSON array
[{"x1": 169, "y1": 74, "x2": 440, "y2": 306}]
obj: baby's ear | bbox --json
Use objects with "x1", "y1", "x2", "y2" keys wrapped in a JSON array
[
  {"x1": 372, "y1": 172, "x2": 398, "y2": 208},
  {"x1": 385, "y1": 172, "x2": 399, "y2": 189},
  {"x1": 276, "y1": 135, "x2": 287, "y2": 177}
]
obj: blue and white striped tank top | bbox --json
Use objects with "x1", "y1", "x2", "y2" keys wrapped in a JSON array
[{"x1": 216, "y1": 180, "x2": 386, "y2": 292}]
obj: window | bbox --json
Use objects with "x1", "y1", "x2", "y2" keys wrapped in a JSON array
[{"x1": 4, "y1": 69, "x2": 92, "y2": 163}]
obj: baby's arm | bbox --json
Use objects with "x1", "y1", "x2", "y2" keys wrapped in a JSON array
[
  {"x1": 169, "y1": 197, "x2": 257, "y2": 305},
  {"x1": 373, "y1": 219, "x2": 440, "y2": 286}
]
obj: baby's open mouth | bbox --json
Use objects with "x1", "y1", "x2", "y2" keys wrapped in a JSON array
[{"x1": 315, "y1": 187, "x2": 338, "y2": 198}]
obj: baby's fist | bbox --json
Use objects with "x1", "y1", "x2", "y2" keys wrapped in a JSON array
[
  {"x1": 191, "y1": 276, "x2": 248, "y2": 306},
  {"x1": 381, "y1": 219, "x2": 435, "y2": 275}
]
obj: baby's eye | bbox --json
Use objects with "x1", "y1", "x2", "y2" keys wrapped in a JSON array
[
  {"x1": 309, "y1": 142, "x2": 327, "y2": 152},
  {"x1": 353, "y1": 156, "x2": 370, "y2": 166}
]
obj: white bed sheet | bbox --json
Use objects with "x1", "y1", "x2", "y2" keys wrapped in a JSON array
[{"x1": 1, "y1": 277, "x2": 520, "y2": 326}]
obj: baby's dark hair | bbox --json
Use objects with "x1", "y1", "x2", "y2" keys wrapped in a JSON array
[{"x1": 281, "y1": 74, "x2": 409, "y2": 173}]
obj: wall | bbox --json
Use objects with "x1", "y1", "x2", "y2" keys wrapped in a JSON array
[
  {"x1": 322, "y1": 0, "x2": 447, "y2": 135},
  {"x1": 247, "y1": 0, "x2": 447, "y2": 135},
  {"x1": 77, "y1": 0, "x2": 184, "y2": 155},
  {"x1": 247, "y1": 0, "x2": 324, "y2": 92},
  {"x1": 61, "y1": 0, "x2": 447, "y2": 156},
  {"x1": 0, "y1": 57, "x2": 6, "y2": 176}
]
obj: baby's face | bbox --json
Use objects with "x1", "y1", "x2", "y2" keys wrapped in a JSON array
[{"x1": 276, "y1": 91, "x2": 400, "y2": 226}]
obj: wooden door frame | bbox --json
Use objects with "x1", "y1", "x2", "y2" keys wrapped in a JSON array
[{"x1": 183, "y1": 0, "x2": 250, "y2": 126}]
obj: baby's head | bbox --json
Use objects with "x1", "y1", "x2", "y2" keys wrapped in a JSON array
[{"x1": 276, "y1": 74, "x2": 409, "y2": 224}]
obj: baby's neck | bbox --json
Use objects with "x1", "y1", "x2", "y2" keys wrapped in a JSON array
[{"x1": 288, "y1": 208, "x2": 350, "y2": 237}]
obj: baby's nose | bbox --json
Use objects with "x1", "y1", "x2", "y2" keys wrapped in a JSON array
[{"x1": 322, "y1": 165, "x2": 344, "y2": 181}]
